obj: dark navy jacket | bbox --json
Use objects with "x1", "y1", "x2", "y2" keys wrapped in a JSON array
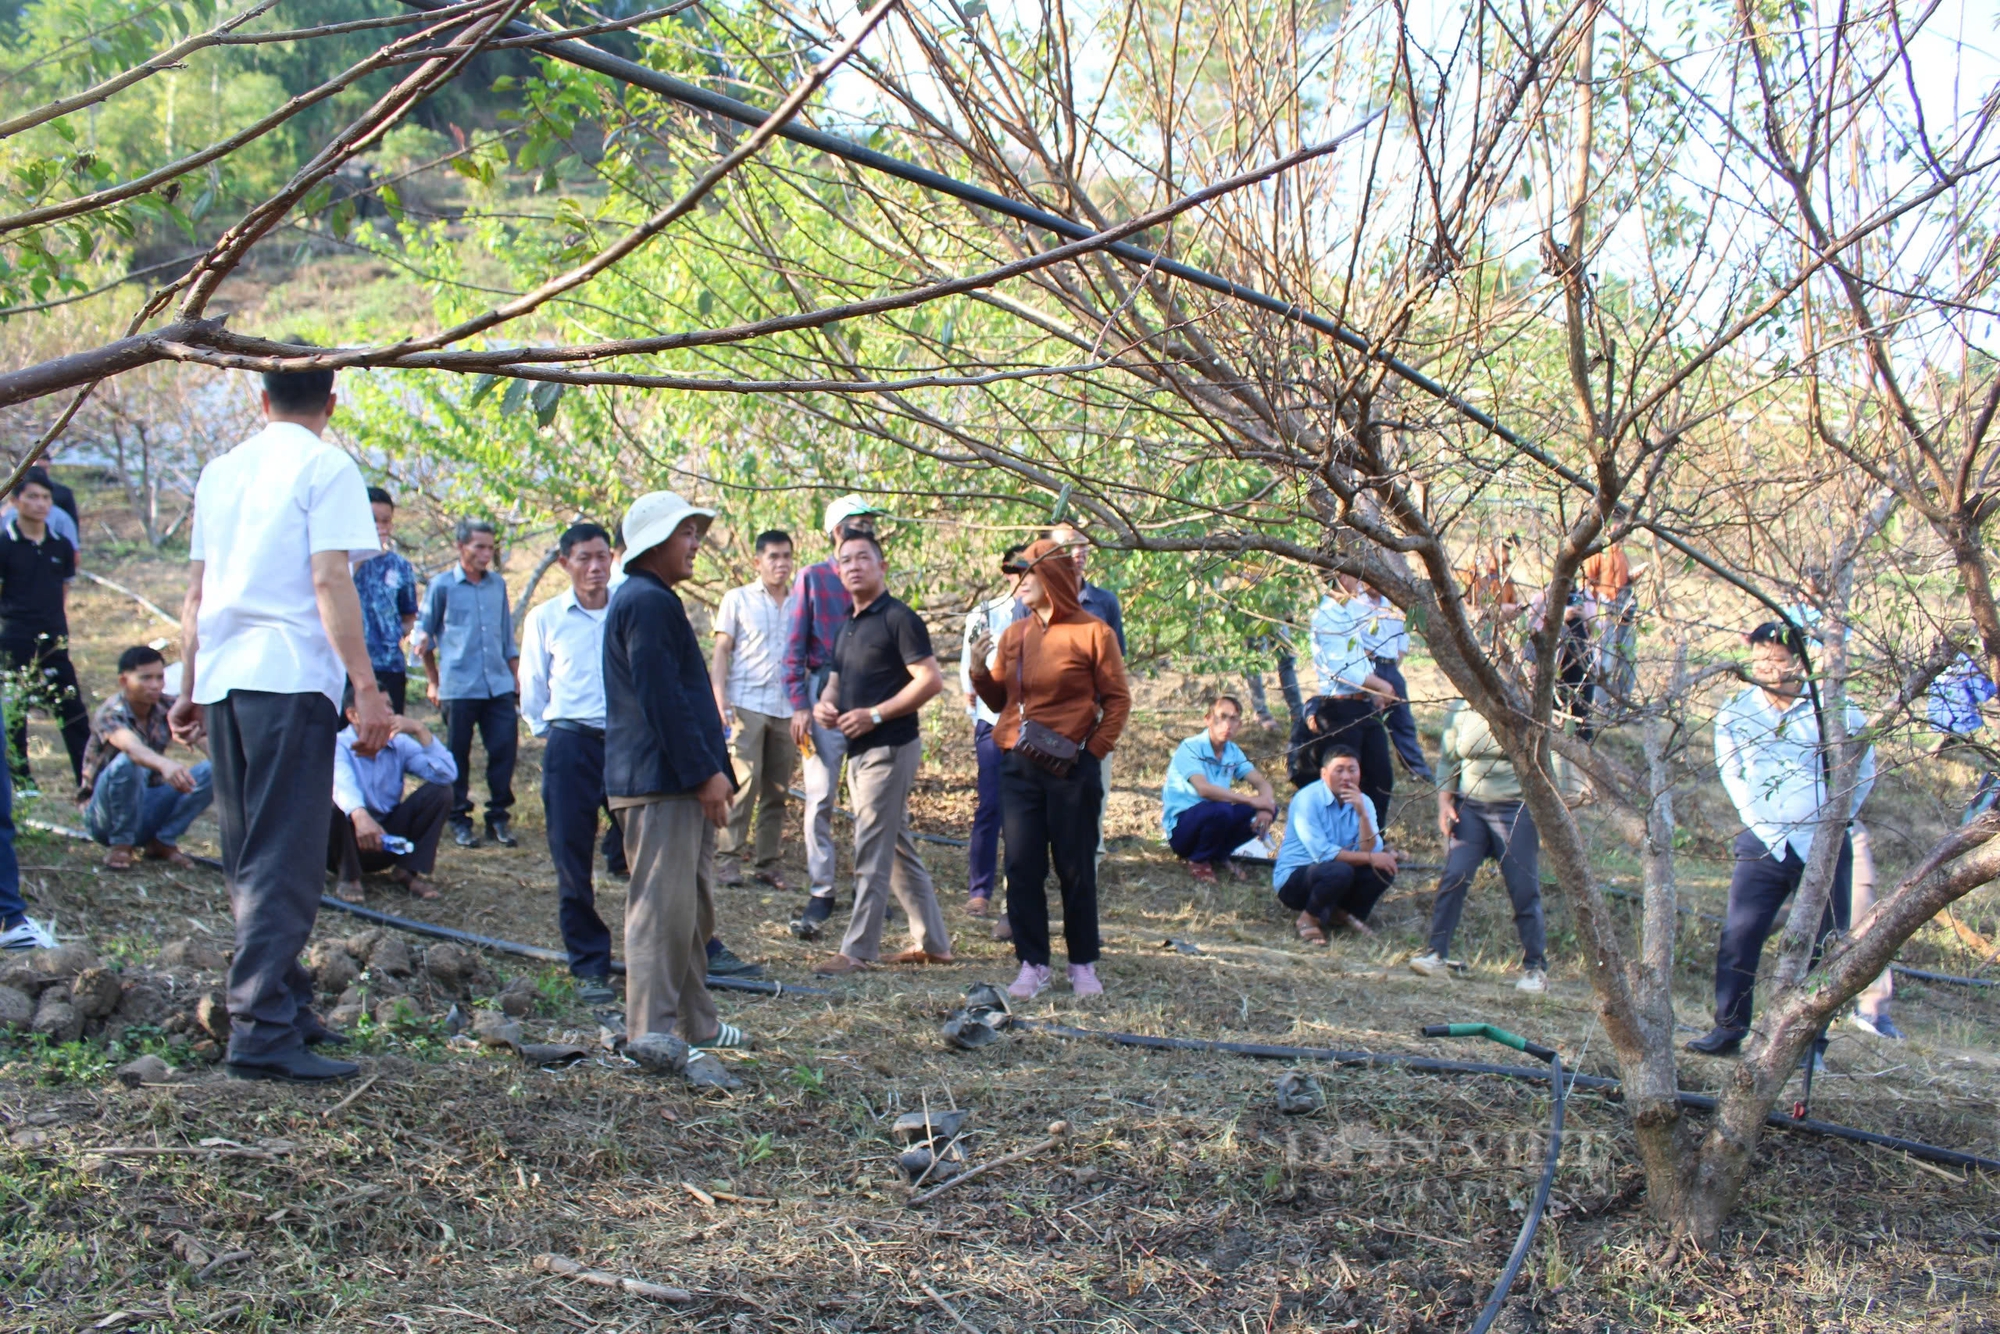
[{"x1": 603, "y1": 568, "x2": 734, "y2": 799}]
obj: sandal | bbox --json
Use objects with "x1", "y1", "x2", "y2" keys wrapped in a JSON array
[
  {"x1": 105, "y1": 845, "x2": 137, "y2": 871},
  {"x1": 143, "y1": 841, "x2": 196, "y2": 868},
  {"x1": 965, "y1": 895, "x2": 991, "y2": 917},
  {"x1": 1295, "y1": 912, "x2": 1327, "y2": 945},
  {"x1": 390, "y1": 868, "x2": 440, "y2": 900},
  {"x1": 691, "y1": 1021, "x2": 755, "y2": 1051},
  {"x1": 1330, "y1": 909, "x2": 1376, "y2": 938},
  {"x1": 752, "y1": 868, "x2": 791, "y2": 891}
]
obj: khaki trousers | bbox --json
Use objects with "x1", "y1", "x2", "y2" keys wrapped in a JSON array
[
  {"x1": 621, "y1": 796, "x2": 720, "y2": 1045},
  {"x1": 838, "y1": 740, "x2": 952, "y2": 962},
  {"x1": 1851, "y1": 821, "x2": 1893, "y2": 1017},
  {"x1": 719, "y1": 707, "x2": 797, "y2": 870}
]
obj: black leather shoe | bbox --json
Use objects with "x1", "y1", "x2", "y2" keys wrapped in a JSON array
[
  {"x1": 1684, "y1": 1026, "x2": 1747, "y2": 1057},
  {"x1": 576, "y1": 978, "x2": 618, "y2": 1007},
  {"x1": 452, "y1": 823, "x2": 480, "y2": 849},
  {"x1": 226, "y1": 1048, "x2": 360, "y2": 1083},
  {"x1": 790, "y1": 894, "x2": 835, "y2": 940},
  {"x1": 299, "y1": 1014, "x2": 350, "y2": 1047},
  {"x1": 486, "y1": 819, "x2": 518, "y2": 849},
  {"x1": 706, "y1": 942, "x2": 764, "y2": 979}
]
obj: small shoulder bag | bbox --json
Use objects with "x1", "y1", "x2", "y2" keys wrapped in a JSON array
[{"x1": 1012, "y1": 620, "x2": 1086, "y2": 778}]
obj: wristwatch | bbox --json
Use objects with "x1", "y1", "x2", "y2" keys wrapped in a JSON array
[{"x1": 869, "y1": 707, "x2": 883, "y2": 727}]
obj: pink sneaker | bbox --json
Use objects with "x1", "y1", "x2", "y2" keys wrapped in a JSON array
[
  {"x1": 1006, "y1": 961, "x2": 1051, "y2": 999},
  {"x1": 1067, "y1": 963, "x2": 1103, "y2": 996}
]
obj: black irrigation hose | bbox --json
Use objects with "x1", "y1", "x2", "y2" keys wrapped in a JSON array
[
  {"x1": 1421, "y1": 1025, "x2": 1565, "y2": 1334},
  {"x1": 1017, "y1": 1020, "x2": 2000, "y2": 1173}
]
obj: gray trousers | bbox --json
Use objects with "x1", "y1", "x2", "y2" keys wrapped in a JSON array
[
  {"x1": 621, "y1": 795, "x2": 721, "y2": 1045},
  {"x1": 802, "y1": 715, "x2": 850, "y2": 894},
  {"x1": 838, "y1": 740, "x2": 951, "y2": 962},
  {"x1": 1428, "y1": 797, "x2": 1547, "y2": 969},
  {"x1": 210, "y1": 690, "x2": 340, "y2": 1062}
]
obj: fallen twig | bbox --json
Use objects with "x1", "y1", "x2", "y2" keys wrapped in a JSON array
[
  {"x1": 532, "y1": 1252, "x2": 693, "y2": 1302},
  {"x1": 84, "y1": 1145, "x2": 279, "y2": 1160},
  {"x1": 681, "y1": 1181, "x2": 716, "y2": 1206},
  {"x1": 908, "y1": 1121, "x2": 1069, "y2": 1207},
  {"x1": 322, "y1": 1072, "x2": 380, "y2": 1121},
  {"x1": 193, "y1": 1249, "x2": 253, "y2": 1282},
  {"x1": 77, "y1": 568, "x2": 179, "y2": 626},
  {"x1": 709, "y1": 1189, "x2": 775, "y2": 1206},
  {"x1": 918, "y1": 1279, "x2": 986, "y2": 1334}
]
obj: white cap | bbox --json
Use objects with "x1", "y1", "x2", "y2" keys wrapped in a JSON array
[
  {"x1": 823, "y1": 493, "x2": 883, "y2": 535},
  {"x1": 622, "y1": 490, "x2": 716, "y2": 561}
]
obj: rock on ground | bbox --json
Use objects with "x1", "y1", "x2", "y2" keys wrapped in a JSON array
[
  {"x1": 0, "y1": 985, "x2": 31, "y2": 1032},
  {"x1": 31, "y1": 992, "x2": 82, "y2": 1043},
  {"x1": 70, "y1": 967, "x2": 123, "y2": 1019}
]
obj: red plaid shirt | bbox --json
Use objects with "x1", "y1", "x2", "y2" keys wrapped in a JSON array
[{"x1": 782, "y1": 559, "x2": 853, "y2": 710}]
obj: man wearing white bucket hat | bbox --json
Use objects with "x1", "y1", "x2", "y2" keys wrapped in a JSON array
[
  {"x1": 781, "y1": 493, "x2": 884, "y2": 939},
  {"x1": 603, "y1": 490, "x2": 751, "y2": 1077}
]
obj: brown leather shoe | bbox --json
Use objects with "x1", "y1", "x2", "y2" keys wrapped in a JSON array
[
  {"x1": 814, "y1": 953, "x2": 874, "y2": 976},
  {"x1": 886, "y1": 949, "x2": 955, "y2": 965}
]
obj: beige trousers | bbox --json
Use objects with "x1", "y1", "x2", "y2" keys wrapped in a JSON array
[
  {"x1": 719, "y1": 707, "x2": 798, "y2": 870},
  {"x1": 1850, "y1": 821, "x2": 1893, "y2": 1017},
  {"x1": 838, "y1": 740, "x2": 952, "y2": 962},
  {"x1": 621, "y1": 795, "x2": 720, "y2": 1045}
]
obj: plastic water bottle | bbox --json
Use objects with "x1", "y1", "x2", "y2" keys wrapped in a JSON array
[{"x1": 382, "y1": 834, "x2": 414, "y2": 856}]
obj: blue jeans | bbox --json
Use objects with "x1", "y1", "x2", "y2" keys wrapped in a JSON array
[
  {"x1": 0, "y1": 760, "x2": 21, "y2": 926},
  {"x1": 968, "y1": 720, "x2": 1003, "y2": 900},
  {"x1": 85, "y1": 753, "x2": 214, "y2": 848}
]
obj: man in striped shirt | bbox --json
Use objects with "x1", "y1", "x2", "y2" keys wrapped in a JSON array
[{"x1": 711, "y1": 529, "x2": 799, "y2": 889}]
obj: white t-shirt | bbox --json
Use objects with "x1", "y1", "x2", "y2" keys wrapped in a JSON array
[{"x1": 188, "y1": 421, "x2": 379, "y2": 707}]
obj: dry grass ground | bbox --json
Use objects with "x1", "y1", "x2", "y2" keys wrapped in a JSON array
[{"x1": 2, "y1": 482, "x2": 1997, "y2": 1332}]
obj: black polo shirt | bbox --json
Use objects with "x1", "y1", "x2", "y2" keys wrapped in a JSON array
[
  {"x1": 0, "y1": 520, "x2": 74, "y2": 643},
  {"x1": 832, "y1": 592, "x2": 934, "y2": 753}
]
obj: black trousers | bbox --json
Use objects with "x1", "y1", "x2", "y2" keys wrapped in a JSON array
[
  {"x1": 441, "y1": 693, "x2": 518, "y2": 825},
  {"x1": 1278, "y1": 859, "x2": 1395, "y2": 925},
  {"x1": 1, "y1": 634, "x2": 89, "y2": 786},
  {"x1": 1429, "y1": 798, "x2": 1546, "y2": 968},
  {"x1": 1714, "y1": 830, "x2": 1853, "y2": 1031},
  {"x1": 543, "y1": 724, "x2": 616, "y2": 978},
  {"x1": 210, "y1": 689, "x2": 340, "y2": 1062},
  {"x1": 1289, "y1": 695, "x2": 1393, "y2": 819},
  {"x1": 377, "y1": 670, "x2": 408, "y2": 715},
  {"x1": 326, "y1": 781, "x2": 452, "y2": 881},
  {"x1": 1002, "y1": 749, "x2": 1103, "y2": 967}
]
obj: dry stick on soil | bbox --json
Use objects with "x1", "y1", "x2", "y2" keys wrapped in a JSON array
[
  {"x1": 918, "y1": 1279, "x2": 986, "y2": 1334},
  {"x1": 531, "y1": 1253, "x2": 693, "y2": 1303},
  {"x1": 323, "y1": 1073, "x2": 381, "y2": 1121},
  {"x1": 84, "y1": 1145, "x2": 280, "y2": 1160},
  {"x1": 77, "y1": 569, "x2": 179, "y2": 626},
  {"x1": 907, "y1": 1121, "x2": 1069, "y2": 1207},
  {"x1": 192, "y1": 1249, "x2": 253, "y2": 1282}
]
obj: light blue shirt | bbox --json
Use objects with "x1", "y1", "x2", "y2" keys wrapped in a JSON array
[
  {"x1": 1273, "y1": 782, "x2": 1382, "y2": 888},
  {"x1": 1359, "y1": 593, "x2": 1409, "y2": 661},
  {"x1": 1161, "y1": 732, "x2": 1256, "y2": 836},
  {"x1": 960, "y1": 592, "x2": 1024, "y2": 726},
  {"x1": 1714, "y1": 686, "x2": 1875, "y2": 862},
  {"x1": 332, "y1": 727, "x2": 458, "y2": 816},
  {"x1": 1310, "y1": 595, "x2": 1376, "y2": 694},
  {"x1": 421, "y1": 564, "x2": 518, "y2": 700}
]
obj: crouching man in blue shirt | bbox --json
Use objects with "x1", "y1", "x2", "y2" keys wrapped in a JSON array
[{"x1": 1274, "y1": 745, "x2": 1397, "y2": 944}]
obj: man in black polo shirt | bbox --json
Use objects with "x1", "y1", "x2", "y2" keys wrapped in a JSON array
[
  {"x1": 811, "y1": 531, "x2": 953, "y2": 975},
  {"x1": 0, "y1": 468, "x2": 89, "y2": 792}
]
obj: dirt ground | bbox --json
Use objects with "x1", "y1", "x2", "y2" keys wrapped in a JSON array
[{"x1": 3, "y1": 483, "x2": 1998, "y2": 1333}]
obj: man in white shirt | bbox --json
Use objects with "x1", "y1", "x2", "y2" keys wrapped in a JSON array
[
  {"x1": 169, "y1": 357, "x2": 390, "y2": 1085},
  {"x1": 1294, "y1": 573, "x2": 1398, "y2": 817},
  {"x1": 520, "y1": 521, "x2": 623, "y2": 1007},
  {"x1": 711, "y1": 529, "x2": 799, "y2": 888},
  {"x1": 958, "y1": 544, "x2": 1027, "y2": 914},
  {"x1": 1687, "y1": 621, "x2": 1875, "y2": 1057}
]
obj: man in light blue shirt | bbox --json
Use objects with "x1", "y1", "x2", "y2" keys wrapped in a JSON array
[
  {"x1": 1688, "y1": 622, "x2": 1875, "y2": 1057},
  {"x1": 1161, "y1": 696, "x2": 1275, "y2": 882},
  {"x1": 1274, "y1": 745, "x2": 1396, "y2": 942},
  {"x1": 326, "y1": 685, "x2": 457, "y2": 903},
  {"x1": 420, "y1": 519, "x2": 520, "y2": 848}
]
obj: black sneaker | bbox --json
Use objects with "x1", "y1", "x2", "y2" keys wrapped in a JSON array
[
  {"x1": 1684, "y1": 1025, "x2": 1747, "y2": 1057},
  {"x1": 706, "y1": 943, "x2": 764, "y2": 979},
  {"x1": 452, "y1": 823, "x2": 481, "y2": 849},
  {"x1": 789, "y1": 894, "x2": 835, "y2": 940},
  {"x1": 226, "y1": 1048, "x2": 360, "y2": 1083},
  {"x1": 576, "y1": 978, "x2": 618, "y2": 1008},
  {"x1": 485, "y1": 819, "x2": 518, "y2": 849}
]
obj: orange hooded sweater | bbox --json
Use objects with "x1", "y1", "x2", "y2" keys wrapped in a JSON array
[{"x1": 969, "y1": 539, "x2": 1131, "y2": 759}]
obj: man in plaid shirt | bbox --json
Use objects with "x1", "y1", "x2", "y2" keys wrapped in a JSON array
[{"x1": 785, "y1": 494, "x2": 883, "y2": 938}]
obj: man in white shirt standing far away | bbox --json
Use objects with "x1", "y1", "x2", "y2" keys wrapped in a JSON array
[
  {"x1": 710, "y1": 529, "x2": 799, "y2": 890},
  {"x1": 519, "y1": 521, "x2": 622, "y2": 1008},
  {"x1": 1686, "y1": 620, "x2": 1875, "y2": 1059},
  {"x1": 170, "y1": 352, "x2": 391, "y2": 1085}
]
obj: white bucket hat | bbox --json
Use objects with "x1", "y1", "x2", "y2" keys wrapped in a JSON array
[
  {"x1": 823, "y1": 493, "x2": 884, "y2": 535},
  {"x1": 622, "y1": 490, "x2": 716, "y2": 560}
]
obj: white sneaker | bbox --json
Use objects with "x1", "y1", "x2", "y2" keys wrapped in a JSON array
[
  {"x1": 1408, "y1": 950, "x2": 1448, "y2": 978},
  {"x1": 1516, "y1": 967, "x2": 1548, "y2": 994},
  {"x1": 0, "y1": 916, "x2": 57, "y2": 951}
]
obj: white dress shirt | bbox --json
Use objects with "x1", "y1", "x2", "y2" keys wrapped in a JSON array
[
  {"x1": 713, "y1": 581, "x2": 791, "y2": 718},
  {"x1": 1360, "y1": 592, "x2": 1409, "y2": 660},
  {"x1": 1309, "y1": 594, "x2": 1376, "y2": 695},
  {"x1": 959, "y1": 591, "x2": 1024, "y2": 725},
  {"x1": 1714, "y1": 685, "x2": 1875, "y2": 862},
  {"x1": 188, "y1": 421, "x2": 379, "y2": 707},
  {"x1": 519, "y1": 589, "x2": 609, "y2": 735}
]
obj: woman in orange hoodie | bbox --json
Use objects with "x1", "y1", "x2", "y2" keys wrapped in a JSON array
[{"x1": 969, "y1": 539, "x2": 1132, "y2": 999}]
